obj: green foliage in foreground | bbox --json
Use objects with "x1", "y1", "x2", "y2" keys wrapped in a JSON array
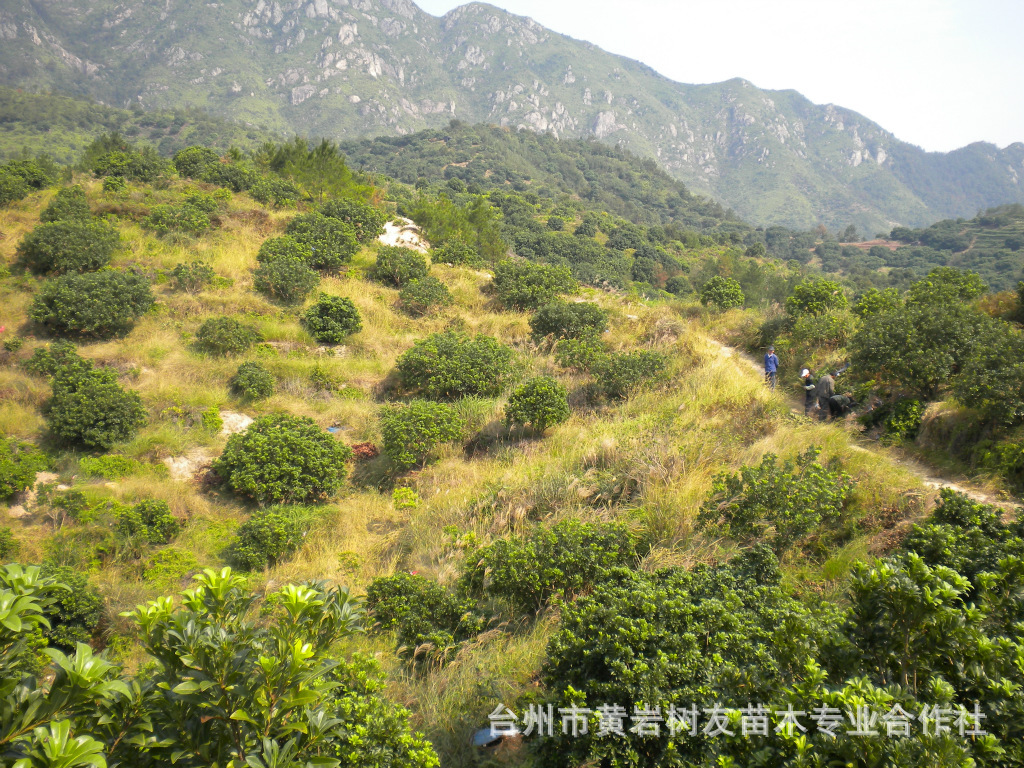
[
  {"x1": 398, "y1": 276, "x2": 453, "y2": 317},
  {"x1": 229, "y1": 361, "x2": 275, "y2": 401},
  {"x1": 253, "y1": 254, "x2": 320, "y2": 304},
  {"x1": 213, "y1": 414, "x2": 352, "y2": 504},
  {"x1": 31, "y1": 270, "x2": 154, "y2": 339},
  {"x1": 230, "y1": 506, "x2": 312, "y2": 571},
  {"x1": 39, "y1": 186, "x2": 91, "y2": 223},
  {"x1": 284, "y1": 213, "x2": 359, "y2": 272},
  {"x1": 529, "y1": 300, "x2": 608, "y2": 341},
  {"x1": 302, "y1": 294, "x2": 363, "y2": 344},
  {"x1": 17, "y1": 220, "x2": 121, "y2": 275},
  {"x1": 46, "y1": 362, "x2": 147, "y2": 451},
  {"x1": 369, "y1": 246, "x2": 429, "y2": 287},
  {"x1": 699, "y1": 275, "x2": 745, "y2": 309},
  {"x1": 491, "y1": 259, "x2": 577, "y2": 310},
  {"x1": 0, "y1": 439, "x2": 48, "y2": 500},
  {"x1": 396, "y1": 331, "x2": 517, "y2": 400},
  {"x1": 504, "y1": 376, "x2": 570, "y2": 434},
  {"x1": 194, "y1": 317, "x2": 262, "y2": 356}
]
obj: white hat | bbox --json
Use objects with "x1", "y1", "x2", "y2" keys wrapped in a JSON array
[{"x1": 801, "y1": 368, "x2": 810, "y2": 377}]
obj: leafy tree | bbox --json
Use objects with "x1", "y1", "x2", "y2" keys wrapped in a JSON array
[
  {"x1": 529, "y1": 300, "x2": 608, "y2": 340},
  {"x1": 0, "y1": 439, "x2": 48, "y2": 500},
  {"x1": 853, "y1": 286, "x2": 900, "y2": 318},
  {"x1": 212, "y1": 414, "x2": 353, "y2": 504},
  {"x1": 39, "y1": 186, "x2": 90, "y2": 223},
  {"x1": 785, "y1": 277, "x2": 848, "y2": 316},
  {"x1": 274, "y1": 137, "x2": 353, "y2": 204},
  {"x1": 699, "y1": 275, "x2": 745, "y2": 309},
  {"x1": 169, "y1": 261, "x2": 215, "y2": 293},
  {"x1": 395, "y1": 331, "x2": 516, "y2": 400},
  {"x1": 172, "y1": 145, "x2": 221, "y2": 179},
  {"x1": 951, "y1": 319, "x2": 1024, "y2": 427},
  {"x1": 369, "y1": 246, "x2": 428, "y2": 287},
  {"x1": 398, "y1": 276, "x2": 453, "y2": 317},
  {"x1": 698, "y1": 446, "x2": 852, "y2": 553},
  {"x1": 432, "y1": 240, "x2": 483, "y2": 267},
  {"x1": 194, "y1": 317, "x2": 263, "y2": 355},
  {"x1": 491, "y1": 260, "x2": 577, "y2": 310},
  {"x1": 46, "y1": 365, "x2": 147, "y2": 450},
  {"x1": 37, "y1": 565, "x2": 103, "y2": 651},
  {"x1": 230, "y1": 361, "x2": 275, "y2": 400},
  {"x1": 31, "y1": 271, "x2": 154, "y2": 339},
  {"x1": 504, "y1": 376, "x2": 570, "y2": 433},
  {"x1": 380, "y1": 400, "x2": 462, "y2": 470},
  {"x1": 0, "y1": 170, "x2": 30, "y2": 206},
  {"x1": 906, "y1": 267, "x2": 988, "y2": 305},
  {"x1": 319, "y1": 198, "x2": 387, "y2": 243},
  {"x1": 230, "y1": 506, "x2": 310, "y2": 570},
  {"x1": 253, "y1": 255, "x2": 320, "y2": 304},
  {"x1": 256, "y1": 235, "x2": 313, "y2": 265},
  {"x1": 143, "y1": 203, "x2": 212, "y2": 236},
  {"x1": 302, "y1": 294, "x2": 363, "y2": 344},
  {"x1": 17, "y1": 221, "x2": 121, "y2": 275},
  {"x1": 284, "y1": 213, "x2": 359, "y2": 271},
  {"x1": 114, "y1": 499, "x2": 181, "y2": 546}
]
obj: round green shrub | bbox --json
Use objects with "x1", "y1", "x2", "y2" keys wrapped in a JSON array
[
  {"x1": 201, "y1": 163, "x2": 258, "y2": 192},
  {"x1": 431, "y1": 240, "x2": 483, "y2": 267},
  {"x1": 31, "y1": 270, "x2": 155, "y2": 339},
  {"x1": 92, "y1": 148, "x2": 171, "y2": 181},
  {"x1": 665, "y1": 275, "x2": 692, "y2": 295},
  {"x1": 505, "y1": 376, "x2": 571, "y2": 433},
  {"x1": 0, "y1": 170, "x2": 30, "y2": 206},
  {"x1": 302, "y1": 294, "x2": 363, "y2": 344},
  {"x1": 170, "y1": 260, "x2": 215, "y2": 293},
  {"x1": 786, "y1": 277, "x2": 848, "y2": 317},
  {"x1": 699, "y1": 275, "x2": 745, "y2": 310},
  {"x1": 529, "y1": 300, "x2": 608, "y2": 340},
  {"x1": 594, "y1": 350, "x2": 668, "y2": 399},
  {"x1": 370, "y1": 246, "x2": 428, "y2": 287},
  {"x1": 257, "y1": 235, "x2": 313, "y2": 264},
  {"x1": 212, "y1": 414, "x2": 353, "y2": 504},
  {"x1": 0, "y1": 438, "x2": 48, "y2": 500},
  {"x1": 319, "y1": 198, "x2": 388, "y2": 243},
  {"x1": 230, "y1": 361, "x2": 275, "y2": 400},
  {"x1": 398, "y1": 276, "x2": 453, "y2": 316},
  {"x1": 195, "y1": 317, "x2": 263, "y2": 356},
  {"x1": 3, "y1": 158, "x2": 58, "y2": 189},
  {"x1": 284, "y1": 213, "x2": 359, "y2": 271},
  {"x1": 16, "y1": 220, "x2": 121, "y2": 274},
  {"x1": 38, "y1": 564, "x2": 103, "y2": 652},
  {"x1": 47, "y1": 366, "x2": 147, "y2": 450},
  {"x1": 248, "y1": 176, "x2": 298, "y2": 207},
  {"x1": 230, "y1": 506, "x2": 311, "y2": 570},
  {"x1": 492, "y1": 259, "x2": 577, "y2": 310},
  {"x1": 115, "y1": 499, "x2": 181, "y2": 545},
  {"x1": 40, "y1": 186, "x2": 91, "y2": 223},
  {"x1": 173, "y1": 146, "x2": 221, "y2": 179},
  {"x1": 102, "y1": 175, "x2": 127, "y2": 193},
  {"x1": 396, "y1": 331, "x2": 516, "y2": 400},
  {"x1": 380, "y1": 400, "x2": 463, "y2": 470},
  {"x1": 253, "y1": 256, "x2": 320, "y2": 304},
  {"x1": 143, "y1": 203, "x2": 212, "y2": 236}
]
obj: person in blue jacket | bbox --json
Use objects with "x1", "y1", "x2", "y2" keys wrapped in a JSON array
[{"x1": 764, "y1": 345, "x2": 779, "y2": 390}]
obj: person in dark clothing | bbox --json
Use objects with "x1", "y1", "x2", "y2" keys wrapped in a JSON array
[
  {"x1": 800, "y1": 368, "x2": 817, "y2": 416},
  {"x1": 815, "y1": 372, "x2": 835, "y2": 420},
  {"x1": 828, "y1": 393, "x2": 856, "y2": 419},
  {"x1": 764, "y1": 345, "x2": 779, "y2": 390}
]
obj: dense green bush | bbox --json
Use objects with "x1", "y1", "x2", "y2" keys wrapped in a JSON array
[
  {"x1": 46, "y1": 365, "x2": 147, "y2": 450},
  {"x1": 115, "y1": 499, "x2": 181, "y2": 546},
  {"x1": 194, "y1": 317, "x2": 263, "y2": 355},
  {"x1": 370, "y1": 246, "x2": 429, "y2": 287},
  {"x1": 230, "y1": 506, "x2": 311, "y2": 570},
  {"x1": 491, "y1": 259, "x2": 577, "y2": 309},
  {"x1": 554, "y1": 336, "x2": 608, "y2": 372},
  {"x1": 0, "y1": 529, "x2": 18, "y2": 561},
  {"x1": 665, "y1": 274, "x2": 692, "y2": 295},
  {"x1": 102, "y1": 175, "x2": 127, "y2": 193},
  {"x1": 172, "y1": 145, "x2": 221, "y2": 179},
  {"x1": 301, "y1": 294, "x2": 363, "y2": 343},
  {"x1": 3, "y1": 157, "x2": 59, "y2": 189},
  {"x1": 366, "y1": 572, "x2": 483, "y2": 657},
  {"x1": 380, "y1": 400, "x2": 463, "y2": 470},
  {"x1": 0, "y1": 170, "x2": 30, "y2": 206},
  {"x1": 17, "y1": 220, "x2": 121, "y2": 274},
  {"x1": 229, "y1": 361, "x2": 275, "y2": 400},
  {"x1": 0, "y1": 438, "x2": 48, "y2": 499},
  {"x1": 248, "y1": 175, "x2": 299, "y2": 207},
  {"x1": 698, "y1": 446, "x2": 852, "y2": 553},
  {"x1": 463, "y1": 519, "x2": 638, "y2": 613},
  {"x1": 529, "y1": 300, "x2": 608, "y2": 340},
  {"x1": 213, "y1": 414, "x2": 353, "y2": 504},
  {"x1": 22, "y1": 340, "x2": 90, "y2": 378},
  {"x1": 201, "y1": 163, "x2": 257, "y2": 192},
  {"x1": 38, "y1": 564, "x2": 103, "y2": 652},
  {"x1": 31, "y1": 270, "x2": 154, "y2": 339},
  {"x1": 432, "y1": 240, "x2": 483, "y2": 267},
  {"x1": 504, "y1": 376, "x2": 570, "y2": 433},
  {"x1": 284, "y1": 213, "x2": 359, "y2": 271},
  {"x1": 91, "y1": 147, "x2": 172, "y2": 181},
  {"x1": 699, "y1": 275, "x2": 745, "y2": 309},
  {"x1": 398, "y1": 276, "x2": 453, "y2": 316},
  {"x1": 39, "y1": 186, "x2": 90, "y2": 223},
  {"x1": 143, "y1": 203, "x2": 212, "y2": 236},
  {"x1": 785, "y1": 277, "x2": 848, "y2": 316},
  {"x1": 253, "y1": 255, "x2": 320, "y2": 303},
  {"x1": 170, "y1": 260, "x2": 215, "y2": 293},
  {"x1": 395, "y1": 331, "x2": 516, "y2": 400},
  {"x1": 256, "y1": 235, "x2": 313, "y2": 264},
  {"x1": 320, "y1": 198, "x2": 387, "y2": 242},
  {"x1": 593, "y1": 349, "x2": 667, "y2": 398},
  {"x1": 881, "y1": 398, "x2": 925, "y2": 444},
  {"x1": 78, "y1": 454, "x2": 140, "y2": 479}
]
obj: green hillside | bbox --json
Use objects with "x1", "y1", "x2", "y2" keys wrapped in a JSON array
[{"x1": 1, "y1": 0, "x2": 1022, "y2": 233}]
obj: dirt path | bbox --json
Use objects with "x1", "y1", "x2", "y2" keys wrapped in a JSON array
[{"x1": 705, "y1": 337, "x2": 1016, "y2": 508}]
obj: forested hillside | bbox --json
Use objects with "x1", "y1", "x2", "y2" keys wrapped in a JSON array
[{"x1": 1, "y1": 128, "x2": 1024, "y2": 768}]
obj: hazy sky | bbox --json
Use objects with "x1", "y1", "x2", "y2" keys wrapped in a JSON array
[{"x1": 414, "y1": 0, "x2": 1024, "y2": 153}]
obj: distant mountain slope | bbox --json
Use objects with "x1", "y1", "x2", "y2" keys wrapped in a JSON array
[{"x1": 1, "y1": 0, "x2": 1022, "y2": 232}]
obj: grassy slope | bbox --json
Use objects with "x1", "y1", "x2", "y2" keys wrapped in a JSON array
[{"x1": 0, "y1": 181, "x2": 935, "y2": 764}]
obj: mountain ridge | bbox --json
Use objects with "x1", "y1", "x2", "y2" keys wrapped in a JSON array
[{"x1": 1, "y1": 0, "x2": 1022, "y2": 233}]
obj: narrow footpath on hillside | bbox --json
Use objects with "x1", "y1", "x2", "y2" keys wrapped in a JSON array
[{"x1": 706, "y1": 337, "x2": 1019, "y2": 510}]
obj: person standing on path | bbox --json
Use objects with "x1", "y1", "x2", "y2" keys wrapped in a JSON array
[
  {"x1": 764, "y1": 345, "x2": 779, "y2": 390},
  {"x1": 800, "y1": 368, "x2": 817, "y2": 416},
  {"x1": 816, "y1": 371, "x2": 835, "y2": 419}
]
